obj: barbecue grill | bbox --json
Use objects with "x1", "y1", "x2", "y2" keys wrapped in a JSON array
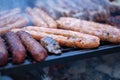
[
  {"x1": 0, "y1": 0, "x2": 120, "y2": 79},
  {"x1": 0, "y1": 44, "x2": 120, "y2": 72}
]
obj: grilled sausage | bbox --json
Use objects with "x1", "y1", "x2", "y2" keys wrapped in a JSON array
[
  {"x1": 33, "y1": 8, "x2": 57, "y2": 28},
  {"x1": 57, "y1": 17, "x2": 120, "y2": 43},
  {"x1": 12, "y1": 29, "x2": 99, "y2": 49},
  {"x1": 23, "y1": 26, "x2": 100, "y2": 43},
  {"x1": 35, "y1": 1, "x2": 61, "y2": 20},
  {"x1": 0, "y1": 8, "x2": 21, "y2": 20},
  {"x1": 0, "y1": 37, "x2": 8, "y2": 66},
  {"x1": 0, "y1": 17, "x2": 29, "y2": 36},
  {"x1": 46, "y1": 0, "x2": 70, "y2": 17},
  {"x1": 26, "y1": 7, "x2": 48, "y2": 27},
  {"x1": 5, "y1": 32, "x2": 26, "y2": 64},
  {"x1": 41, "y1": 36, "x2": 62, "y2": 54},
  {"x1": 0, "y1": 14, "x2": 23, "y2": 27},
  {"x1": 106, "y1": 16, "x2": 120, "y2": 28},
  {"x1": 17, "y1": 31, "x2": 47, "y2": 62}
]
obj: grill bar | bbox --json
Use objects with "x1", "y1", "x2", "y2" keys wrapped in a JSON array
[{"x1": 0, "y1": 44, "x2": 120, "y2": 72}]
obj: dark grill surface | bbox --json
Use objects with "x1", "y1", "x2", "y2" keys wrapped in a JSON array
[{"x1": 0, "y1": 43, "x2": 120, "y2": 72}]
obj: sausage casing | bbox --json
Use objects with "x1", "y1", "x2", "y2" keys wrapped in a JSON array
[
  {"x1": 12, "y1": 29, "x2": 99, "y2": 49},
  {"x1": 33, "y1": 8, "x2": 57, "y2": 28},
  {"x1": 0, "y1": 8, "x2": 21, "y2": 20},
  {"x1": 26, "y1": 7, "x2": 48, "y2": 27},
  {"x1": 23, "y1": 26, "x2": 100, "y2": 44},
  {"x1": 0, "y1": 17, "x2": 29, "y2": 36},
  {"x1": 0, "y1": 14, "x2": 23, "y2": 27},
  {"x1": 17, "y1": 31, "x2": 48, "y2": 62},
  {"x1": 57, "y1": 17, "x2": 120, "y2": 43},
  {"x1": 0, "y1": 37, "x2": 8, "y2": 66},
  {"x1": 6, "y1": 32, "x2": 26, "y2": 64}
]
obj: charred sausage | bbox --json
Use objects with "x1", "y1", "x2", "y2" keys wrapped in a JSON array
[
  {"x1": 5, "y1": 32, "x2": 26, "y2": 64},
  {"x1": 0, "y1": 37, "x2": 8, "y2": 66},
  {"x1": 17, "y1": 31, "x2": 48, "y2": 62},
  {"x1": 41, "y1": 36, "x2": 62, "y2": 54}
]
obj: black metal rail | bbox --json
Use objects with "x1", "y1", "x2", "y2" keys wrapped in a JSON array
[{"x1": 0, "y1": 44, "x2": 120, "y2": 73}]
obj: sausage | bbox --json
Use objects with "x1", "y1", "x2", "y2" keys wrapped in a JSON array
[
  {"x1": 45, "y1": 0, "x2": 63, "y2": 19},
  {"x1": 0, "y1": 14, "x2": 23, "y2": 27},
  {"x1": 26, "y1": 7, "x2": 48, "y2": 27},
  {"x1": 106, "y1": 16, "x2": 120, "y2": 28},
  {"x1": 0, "y1": 37, "x2": 8, "y2": 66},
  {"x1": 17, "y1": 31, "x2": 47, "y2": 62},
  {"x1": 5, "y1": 32, "x2": 26, "y2": 64},
  {"x1": 46, "y1": 0, "x2": 70, "y2": 17},
  {"x1": 0, "y1": 8, "x2": 21, "y2": 20},
  {"x1": 41, "y1": 36, "x2": 62, "y2": 54},
  {"x1": 57, "y1": 17, "x2": 120, "y2": 43},
  {"x1": 0, "y1": 10, "x2": 9, "y2": 17},
  {"x1": 23, "y1": 26, "x2": 100, "y2": 44},
  {"x1": 33, "y1": 8, "x2": 57, "y2": 28},
  {"x1": 12, "y1": 29, "x2": 99, "y2": 49},
  {"x1": 0, "y1": 17, "x2": 29, "y2": 36}
]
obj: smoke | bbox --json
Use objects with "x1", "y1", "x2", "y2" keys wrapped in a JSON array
[{"x1": 0, "y1": 0, "x2": 36, "y2": 11}]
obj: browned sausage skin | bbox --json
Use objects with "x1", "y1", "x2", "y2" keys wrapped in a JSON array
[
  {"x1": 0, "y1": 37, "x2": 8, "y2": 66},
  {"x1": 11, "y1": 28, "x2": 100, "y2": 49},
  {"x1": 57, "y1": 17, "x2": 120, "y2": 43},
  {"x1": 0, "y1": 14, "x2": 23, "y2": 28},
  {"x1": 26, "y1": 7, "x2": 48, "y2": 27},
  {"x1": 5, "y1": 32, "x2": 26, "y2": 64},
  {"x1": 0, "y1": 17, "x2": 29, "y2": 36},
  {"x1": 11, "y1": 29, "x2": 99, "y2": 49},
  {"x1": 17, "y1": 31, "x2": 48, "y2": 62},
  {"x1": 33, "y1": 8, "x2": 57, "y2": 28},
  {"x1": 0, "y1": 8, "x2": 21, "y2": 20}
]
